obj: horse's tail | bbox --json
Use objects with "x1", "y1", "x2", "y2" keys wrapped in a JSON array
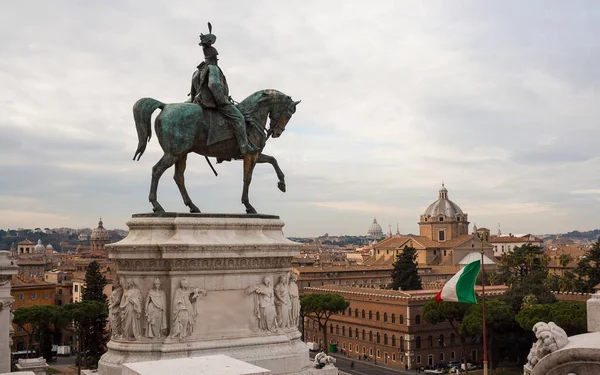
[{"x1": 132, "y1": 97, "x2": 165, "y2": 161}]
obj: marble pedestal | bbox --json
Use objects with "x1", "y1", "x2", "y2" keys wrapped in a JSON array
[{"x1": 98, "y1": 214, "x2": 310, "y2": 375}]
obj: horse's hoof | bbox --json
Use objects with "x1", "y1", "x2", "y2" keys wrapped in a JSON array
[
  {"x1": 152, "y1": 205, "x2": 165, "y2": 213},
  {"x1": 278, "y1": 182, "x2": 286, "y2": 192},
  {"x1": 189, "y1": 206, "x2": 201, "y2": 213},
  {"x1": 246, "y1": 207, "x2": 257, "y2": 214}
]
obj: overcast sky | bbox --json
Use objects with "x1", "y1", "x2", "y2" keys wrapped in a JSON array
[{"x1": 1, "y1": 1, "x2": 599, "y2": 237}]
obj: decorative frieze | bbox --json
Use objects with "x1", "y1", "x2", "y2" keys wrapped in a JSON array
[{"x1": 116, "y1": 257, "x2": 292, "y2": 272}]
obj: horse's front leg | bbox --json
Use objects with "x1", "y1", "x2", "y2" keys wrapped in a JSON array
[
  {"x1": 242, "y1": 153, "x2": 259, "y2": 214},
  {"x1": 257, "y1": 153, "x2": 286, "y2": 192}
]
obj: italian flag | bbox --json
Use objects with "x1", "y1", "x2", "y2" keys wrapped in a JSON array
[{"x1": 435, "y1": 260, "x2": 481, "y2": 303}]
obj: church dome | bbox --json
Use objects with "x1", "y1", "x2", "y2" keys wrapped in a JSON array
[
  {"x1": 91, "y1": 218, "x2": 111, "y2": 241},
  {"x1": 34, "y1": 239, "x2": 45, "y2": 252},
  {"x1": 46, "y1": 244, "x2": 54, "y2": 250},
  {"x1": 367, "y1": 218, "x2": 384, "y2": 238},
  {"x1": 423, "y1": 184, "x2": 464, "y2": 218}
]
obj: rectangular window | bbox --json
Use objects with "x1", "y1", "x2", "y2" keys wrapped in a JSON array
[
  {"x1": 74, "y1": 285, "x2": 78, "y2": 292},
  {"x1": 377, "y1": 349, "x2": 380, "y2": 358},
  {"x1": 439, "y1": 231, "x2": 445, "y2": 241},
  {"x1": 451, "y1": 351, "x2": 455, "y2": 359}
]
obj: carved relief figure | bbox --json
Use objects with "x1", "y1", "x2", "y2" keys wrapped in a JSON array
[
  {"x1": 120, "y1": 279, "x2": 143, "y2": 340},
  {"x1": 108, "y1": 276, "x2": 124, "y2": 338},
  {"x1": 274, "y1": 274, "x2": 290, "y2": 328},
  {"x1": 145, "y1": 278, "x2": 168, "y2": 338},
  {"x1": 246, "y1": 276, "x2": 278, "y2": 332},
  {"x1": 288, "y1": 273, "x2": 300, "y2": 327},
  {"x1": 169, "y1": 278, "x2": 206, "y2": 339}
]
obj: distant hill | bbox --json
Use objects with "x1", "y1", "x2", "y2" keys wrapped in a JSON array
[{"x1": 544, "y1": 229, "x2": 600, "y2": 241}]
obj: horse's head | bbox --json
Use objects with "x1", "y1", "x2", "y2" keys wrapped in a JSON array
[{"x1": 268, "y1": 92, "x2": 301, "y2": 138}]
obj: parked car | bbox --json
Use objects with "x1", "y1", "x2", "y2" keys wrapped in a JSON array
[
  {"x1": 446, "y1": 361, "x2": 461, "y2": 368},
  {"x1": 461, "y1": 363, "x2": 477, "y2": 371}
]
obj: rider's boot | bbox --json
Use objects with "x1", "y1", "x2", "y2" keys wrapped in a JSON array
[{"x1": 233, "y1": 122, "x2": 259, "y2": 155}]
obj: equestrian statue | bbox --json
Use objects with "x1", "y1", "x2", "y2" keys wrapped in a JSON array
[{"x1": 132, "y1": 23, "x2": 300, "y2": 214}]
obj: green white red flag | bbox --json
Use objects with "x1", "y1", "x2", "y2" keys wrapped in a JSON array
[{"x1": 435, "y1": 260, "x2": 480, "y2": 303}]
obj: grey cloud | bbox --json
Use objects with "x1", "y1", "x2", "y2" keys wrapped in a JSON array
[{"x1": 0, "y1": 1, "x2": 599, "y2": 235}]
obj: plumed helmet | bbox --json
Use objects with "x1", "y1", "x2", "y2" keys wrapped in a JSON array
[{"x1": 199, "y1": 22, "x2": 217, "y2": 47}]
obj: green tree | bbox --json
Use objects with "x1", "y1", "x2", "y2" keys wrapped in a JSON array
[
  {"x1": 459, "y1": 299, "x2": 515, "y2": 371},
  {"x1": 13, "y1": 305, "x2": 62, "y2": 361},
  {"x1": 83, "y1": 261, "x2": 107, "y2": 302},
  {"x1": 516, "y1": 301, "x2": 587, "y2": 336},
  {"x1": 500, "y1": 244, "x2": 555, "y2": 312},
  {"x1": 62, "y1": 301, "x2": 108, "y2": 375},
  {"x1": 423, "y1": 301, "x2": 471, "y2": 370},
  {"x1": 391, "y1": 246, "x2": 422, "y2": 291},
  {"x1": 573, "y1": 239, "x2": 600, "y2": 292},
  {"x1": 81, "y1": 261, "x2": 108, "y2": 369},
  {"x1": 300, "y1": 293, "x2": 350, "y2": 353},
  {"x1": 558, "y1": 253, "x2": 573, "y2": 268}
]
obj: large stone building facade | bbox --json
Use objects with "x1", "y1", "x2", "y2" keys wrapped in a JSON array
[
  {"x1": 303, "y1": 285, "x2": 507, "y2": 370},
  {"x1": 10, "y1": 276, "x2": 56, "y2": 351}
]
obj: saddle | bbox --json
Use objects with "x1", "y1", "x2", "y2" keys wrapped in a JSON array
[{"x1": 203, "y1": 106, "x2": 245, "y2": 147}]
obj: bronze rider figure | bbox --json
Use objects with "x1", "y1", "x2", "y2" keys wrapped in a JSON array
[{"x1": 188, "y1": 23, "x2": 257, "y2": 156}]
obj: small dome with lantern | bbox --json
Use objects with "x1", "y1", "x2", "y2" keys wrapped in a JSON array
[
  {"x1": 91, "y1": 218, "x2": 111, "y2": 241},
  {"x1": 34, "y1": 239, "x2": 45, "y2": 252}
]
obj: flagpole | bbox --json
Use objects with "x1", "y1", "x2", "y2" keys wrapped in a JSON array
[{"x1": 480, "y1": 243, "x2": 488, "y2": 375}]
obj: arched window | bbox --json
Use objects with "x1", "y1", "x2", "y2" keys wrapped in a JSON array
[
  {"x1": 400, "y1": 314, "x2": 404, "y2": 324},
  {"x1": 428, "y1": 335, "x2": 433, "y2": 348},
  {"x1": 369, "y1": 331, "x2": 373, "y2": 342},
  {"x1": 416, "y1": 336, "x2": 421, "y2": 349},
  {"x1": 384, "y1": 333, "x2": 388, "y2": 345},
  {"x1": 349, "y1": 327, "x2": 352, "y2": 338},
  {"x1": 450, "y1": 333, "x2": 455, "y2": 346},
  {"x1": 369, "y1": 310, "x2": 373, "y2": 320},
  {"x1": 342, "y1": 326, "x2": 346, "y2": 336},
  {"x1": 355, "y1": 308, "x2": 359, "y2": 317},
  {"x1": 376, "y1": 332, "x2": 381, "y2": 344},
  {"x1": 362, "y1": 310, "x2": 366, "y2": 319},
  {"x1": 383, "y1": 312, "x2": 388, "y2": 322},
  {"x1": 439, "y1": 334, "x2": 444, "y2": 347},
  {"x1": 330, "y1": 324, "x2": 333, "y2": 334},
  {"x1": 400, "y1": 337, "x2": 405, "y2": 351},
  {"x1": 336, "y1": 325, "x2": 340, "y2": 335},
  {"x1": 348, "y1": 307, "x2": 352, "y2": 315},
  {"x1": 392, "y1": 335, "x2": 396, "y2": 347},
  {"x1": 362, "y1": 330, "x2": 366, "y2": 340},
  {"x1": 391, "y1": 313, "x2": 396, "y2": 323},
  {"x1": 415, "y1": 315, "x2": 421, "y2": 325},
  {"x1": 376, "y1": 311, "x2": 380, "y2": 321},
  {"x1": 356, "y1": 328, "x2": 359, "y2": 338}
]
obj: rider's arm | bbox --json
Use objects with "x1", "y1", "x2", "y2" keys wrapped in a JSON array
[{"x1": 207, "y1": 65, "x2": 229, "y2": 106}]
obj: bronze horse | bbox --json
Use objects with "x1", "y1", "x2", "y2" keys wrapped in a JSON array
[{"x1": 133, "y1": 89, "x2": 300, "y2": 214}]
